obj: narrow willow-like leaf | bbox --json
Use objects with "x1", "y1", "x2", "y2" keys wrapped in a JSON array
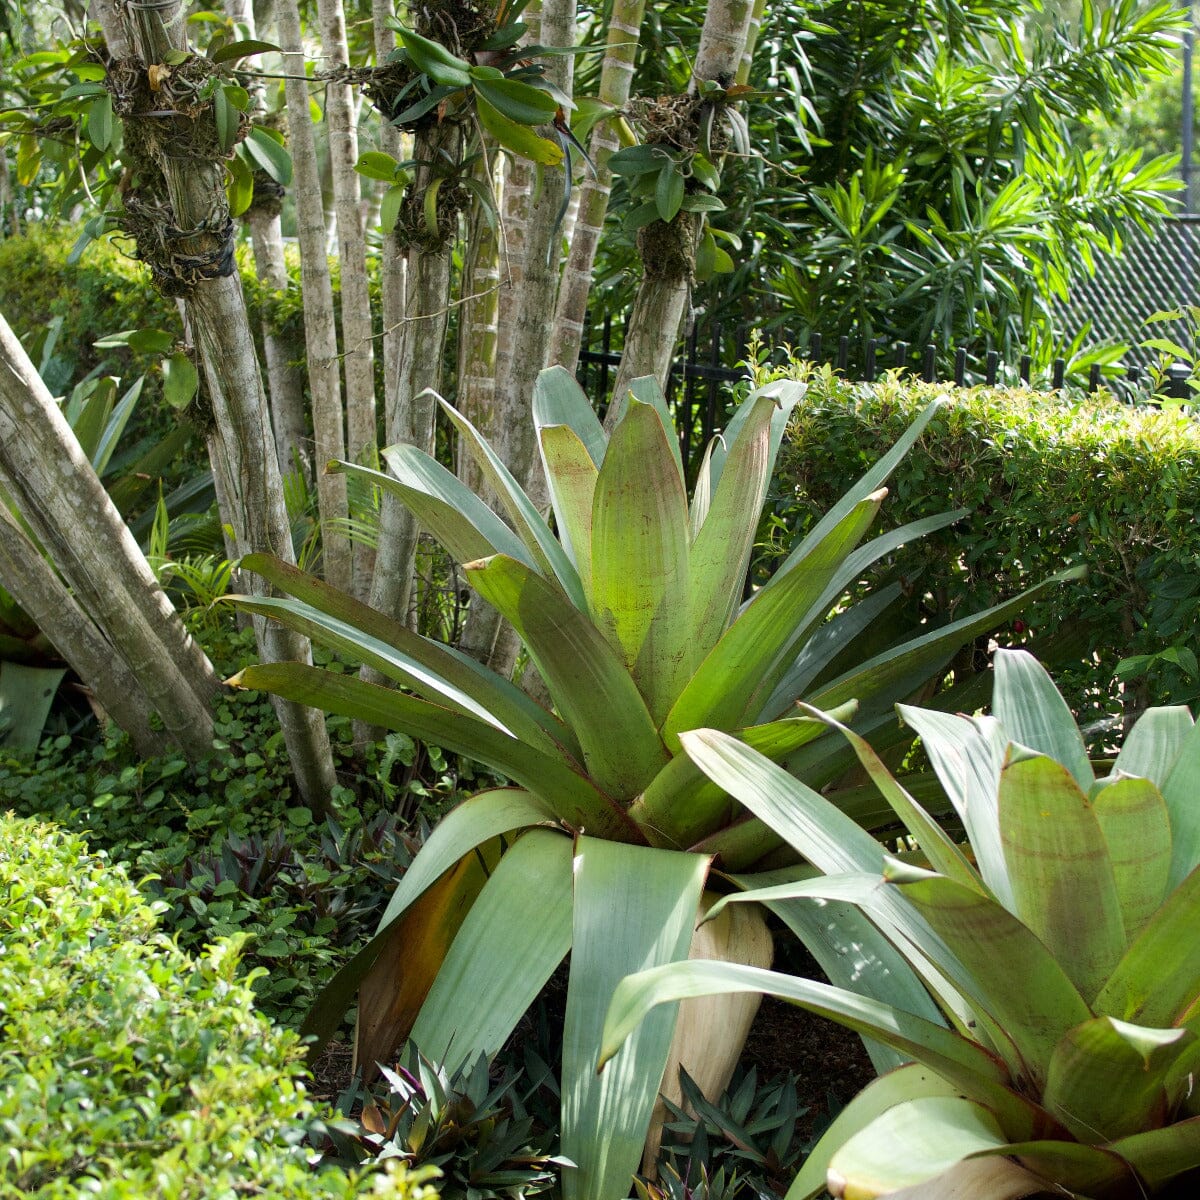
[
  {"x1": 229, "y1": 661, "x2": 617, "y2": 833},
  {"x1": 1092, "y1": 775, "x2": 1172, "y2": 942},
  {"x1": 1042, "y1": 1016, "x2": 1193, "y2": 1143},
  {"x1": 589, "y1": 399, "x2": 692, "y2": 723},
  {"x1": 999, "y1": 753, "x2": 1126, "y2": 999},
  {"x1": 238, "y1": 551, "x2": 575, "y2": 755},
  {"x1": 438, "y1": 396, "x2": 585, "y2": 608},
  {"x1": 993, "y1": 648, "x2": 1093, "y2": 793},
  {"x1": 666, "y1": 492, "x2": 886, "y2": 742},
  {"x1": 540, "y1": 424, "x2": 598, "y2": 593},
  {"x1": 300, "y1": 788, "x2": 552, "y2": 1054},
  {"x1": 409, "y1": 829, "x2": 573, "y2": 1072},
  {"x1": 466, "y1": 553, "x2": 667, "y2": 802},
  {"x1": 532, "y1": 364, "x2": 608, "y2": 467},
  {"x1": 562, "y1": 839, "x2": 710, "y2": 1200}
]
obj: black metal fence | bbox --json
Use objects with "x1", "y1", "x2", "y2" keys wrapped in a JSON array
[{"x1": 577, "y1": 315, "x2": 1194, "y2": 478}]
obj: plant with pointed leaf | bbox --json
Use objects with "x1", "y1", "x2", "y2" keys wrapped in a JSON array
[
  {"x1": 228, "y1": 368, "x2": 1066, "y2": 1200},
  {"x1": 601, "y1": 648, "x2": 1200, "y2": 1199}
]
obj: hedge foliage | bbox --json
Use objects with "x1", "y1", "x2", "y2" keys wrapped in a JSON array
[
  {"x1": 0, "y1": 812, "x2": 434, "y2": 1200},
  {"x1": 776, "y1": 367, "x2": 1200, "y2": 747}
]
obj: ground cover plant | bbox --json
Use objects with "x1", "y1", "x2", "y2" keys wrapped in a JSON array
[{"x1": 602, "y1": 649, "x2": 1200, "y2": 1198}]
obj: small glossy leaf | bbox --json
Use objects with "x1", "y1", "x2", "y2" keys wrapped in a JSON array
[
  {"x1": 397, "y1": 27, "x2": 472, "y2": 87},
  {"x1": 87, "y1": 93, "x2": 113, "y2": 151},
  {"x1": 655, "y1": 164, "x2": 685, "y2": 222},
  {"x1": 244, "y1": 126, "x2": 293, "y2": 184},
  {"x1": 356, "y1": 150, "x2": 401, "y2": 181},
  {"x1": 476, "y1": 93, "x2": 563, "y2": 165},
  {"x1": 380, "y1": 182, "x2": 406, "y2": 233},
  {"x1": 162, "y1": 352, "x2": 198, "y2": 410},
  {"x1": 210, "y1": 38, "x2": 280, "y2": 63},
  {"x1": 472, "y1": 75, "x2": 557, "y2": 125}
]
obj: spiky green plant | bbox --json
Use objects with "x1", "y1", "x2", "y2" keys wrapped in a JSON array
[
  {"x1": 601, "y1": 649, "x2": 1200, "y2": 1199},
  {"x1": 229, "y1": 368, "x2": 1064, "y2": 1200}
]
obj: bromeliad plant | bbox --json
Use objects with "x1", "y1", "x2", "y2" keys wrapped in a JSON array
[
  {"x1": 229, "y1": 368, "x2": 1061, "y2": 1200},
  {"x1": 601, "y1": 648, "x2": 1200, "y2": 1199}
]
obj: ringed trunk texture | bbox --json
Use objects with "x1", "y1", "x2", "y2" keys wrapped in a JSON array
[
  {"x1": 0, "y1": 504, "x2": 170, "y2": 759},
  {"x1": 226, "y1": 0, "x2": 309, "y2": 480},
  {"x1": 0, "y1": 312, "x2": 217, "y2": 759},
  {"x1": 107, "y1": 0, "x2": 337, "y2": 809},
  {"x1": 610, "y1": 0, "x2": 756, "y2": 406},
  {"x1": 642, "y1": 893, "x2": 774, "y2": 1175},
  {"x1": 549, "y1": 0, "x2": 646, "y2": 374},
  {"x1": 278, "y1": 0, "x2": 353, "y2": 594},
  {"x1": 317, "y1": 0, "x2": 377, "y2": 598}
]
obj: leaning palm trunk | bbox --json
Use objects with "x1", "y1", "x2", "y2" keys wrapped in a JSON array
[
  {"x1": 99, "y1": 0, "x2": 336, "y2": 809},
  {"x1": 610, "y1": 0, "x2": 756, "y2": 402},
  {"x1": 549, "y1": 0, "x2": 647, "y2": 373},
  {"x1": 277, "y1": 0, "x2": 353, "y2": 595},
  {"x1": 0, "y1": 312, "x2": 216, "y2": 759},
  {"x1": 0, "y1": 505, "x2": 168, "y2": 758},
  {"x1": 317, "y1": 0, "x2": 377, "y2": 598}
]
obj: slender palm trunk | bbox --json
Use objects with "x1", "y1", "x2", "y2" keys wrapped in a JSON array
[
  {"x1": 100, "y1": 0, "x2": 337, "y2": 809},
  {"x1": 0, "y1": 312, "x2": 217, "y2": 759},
  {"x1": 0, "y1": 505, "x2": 168, "y2": 758},
  {"x1": 549, "y1": 0, "x2": 646, "y2": 374},
  {"x1": 227, "y1": 0, "x2": 309, "y2": 479},
  {"x1": 278, "y1": 0, "x2": 353, "y2": 595},
  {"x1": 610, "y1": 0, "x2": 756, "y2": 403},
  {"x1": 317, "y1": 0, "x2": 377, "y2": 598}
]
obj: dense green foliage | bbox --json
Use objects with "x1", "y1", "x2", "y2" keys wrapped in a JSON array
[
  {"x1": 776, "y1": 368, "x2": 1200, "y2": 748},
  {"x1": 0, "y1": 811, "x2": 438, "y2": 1198}
]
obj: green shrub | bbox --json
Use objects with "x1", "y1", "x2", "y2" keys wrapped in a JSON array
[
  {"x1": 774, "y1": 367, "x2": 1200, "y2": 748},
  {"x1": 0, "y1": 812, "x2": 437, "y2": 1199}
]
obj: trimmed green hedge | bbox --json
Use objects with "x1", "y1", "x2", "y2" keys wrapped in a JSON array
[
  {"x1": 0, "y1": 812, "x2": 432, "y2": 1199},
  {"x1": 775, "y1": 368, "x2": 1200, "y2": 748}
]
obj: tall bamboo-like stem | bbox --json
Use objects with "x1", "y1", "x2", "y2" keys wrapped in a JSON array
[
  {"x1": 317, "y1": 0, "x2": 376, "y2": 599},
  {"x1": 371, "y1": 0, "x2": 405, "y2": 454},
  {"x1": 0, "y1": 505, "x2": 168, "y2": 758},
  {"x1": 0, "y1": 312, "x2": 216, "y2": 759},
  {"x1": 277, "y1": 0, "x2": 353, "y2": 594},
  {"x1": 610, "y1": 0, "x2": 756, "y2": 403},
  {"x1": 102, "y1": 0, "x2": 337, "y2": 809},
  {"x1": 736, "y1": 0, "x2": 768, "y2": 85},
  {"x1": 226, "y1": 0, "x2": 308, "y2": 479},
  {"x1": 366, "y1": 115, "x2": 460, "y2": 628},
  {"x1": 549, "y1": 0, "x2": 646, "y2": 373},
  {"x1": 456, "y1": 153, "x2": 500, "y2": 497}
]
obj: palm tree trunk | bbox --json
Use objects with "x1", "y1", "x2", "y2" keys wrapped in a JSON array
[
  {"x1": 0, "y1": 505, "x2": 169, "y2": 758},
  {"x1": 101, "y1": 0, "x2": 337, "y2": 809},
  {"x1": 317, "y1": 0, "x2": 377, "y2": 598},
  {"x1": 278, "y1": 0, "x2": 353, "y2": 595},
  {"x1": 0, "y1": 311, "x2": 216, "y2": 759},
  {"x1": 610, "y1": 0, "x2": 757, "y2": 403},
  {"x1": 549, "y1": 0, "x2": 646, "y2": 374}
]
